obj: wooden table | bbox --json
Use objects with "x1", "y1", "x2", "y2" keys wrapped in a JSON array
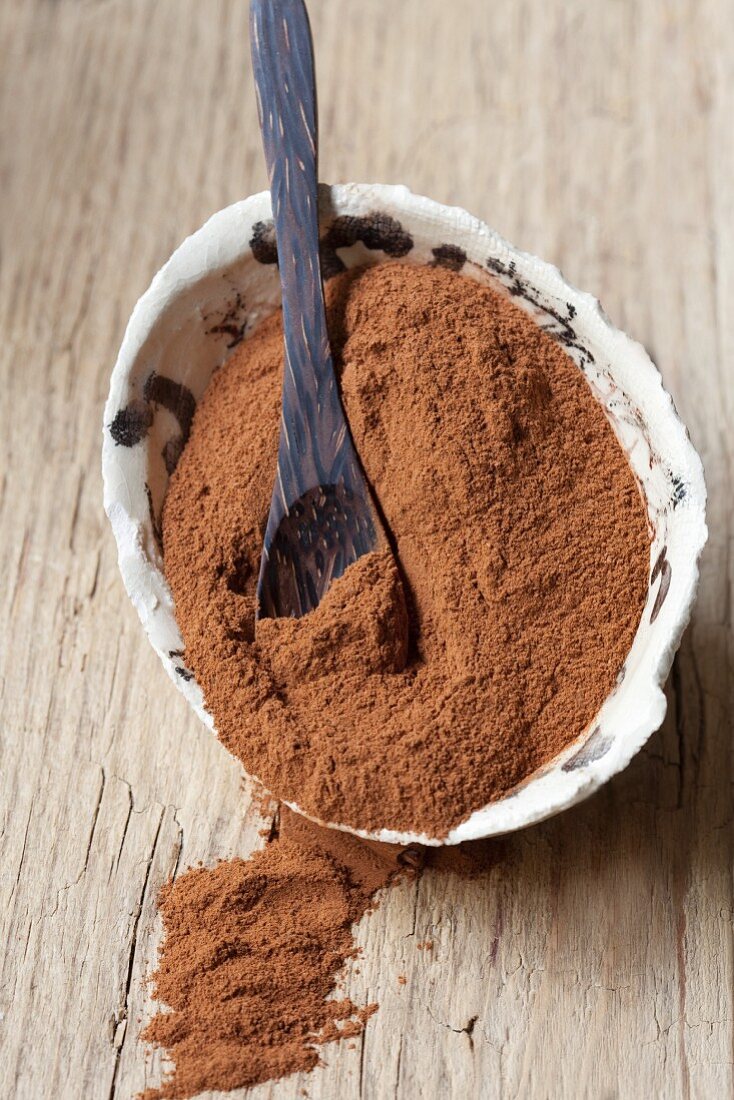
[{"x1": 2, "y1": 1, "x2": 732, "y2": 1097}]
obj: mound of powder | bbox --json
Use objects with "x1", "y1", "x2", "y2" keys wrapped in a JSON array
[
  {"x1": 141, "y1": 809, "x2": 417, "y2": 1099},
  {"x1": 162, "y1": 262, "x2": 649, "y2": 836}
]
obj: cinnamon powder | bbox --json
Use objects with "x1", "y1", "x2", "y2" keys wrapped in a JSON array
[
  {"x1": 141, "y1": 809, "x2": 417, "y2": 1099},
  {"x1": 162, "y1": 262, "x2": 649, "y2": 836},
  {"x1": 140, "y1": 810, "x2": 508, "y2": 1098}
]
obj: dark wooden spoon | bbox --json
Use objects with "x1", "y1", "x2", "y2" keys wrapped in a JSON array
[{"x1": 250, "y1": 0, "x2": 386, "y2": 620}]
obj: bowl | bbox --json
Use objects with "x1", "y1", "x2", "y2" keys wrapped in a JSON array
[{"x1": 102, "y1": 183, "x2": 707, "y2": 846}]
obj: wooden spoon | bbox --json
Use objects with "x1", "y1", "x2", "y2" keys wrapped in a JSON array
[{"x1": 250, "y1": 0, "x2": 386, "y2": 620}]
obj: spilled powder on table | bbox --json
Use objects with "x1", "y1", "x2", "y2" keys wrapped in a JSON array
[
  {"x1": 140, "y1": 806, "x2": 510, "y2": 1097},
  {"x1": 139, "y1": 809, "x2": 422, "y2": 1099}
]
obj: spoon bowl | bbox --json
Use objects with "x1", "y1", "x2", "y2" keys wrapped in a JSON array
[
  {"x1": 103, "y1": 182, "x2": 706, "y2": 845},
  {"x1": 259, "y1": 483, "x2": 381, "y2": 620}
]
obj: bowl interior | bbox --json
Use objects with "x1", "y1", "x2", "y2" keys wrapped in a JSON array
[{"x1": 103, "y1": 183, "x2": 706, "y2": 845}]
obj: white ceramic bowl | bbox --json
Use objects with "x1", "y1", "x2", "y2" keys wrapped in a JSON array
[{"x1": 102, "y1": 183, "x2": 707, "y2": 846}]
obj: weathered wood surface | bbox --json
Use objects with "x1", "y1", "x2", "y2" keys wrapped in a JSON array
[{"x1": 0, "y1": 1, "x2": 731, "y2": 1098}]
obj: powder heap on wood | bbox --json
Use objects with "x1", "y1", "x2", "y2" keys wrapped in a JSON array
[
  {"x1": 162, "y1": 262, "x2": 649, "y2": 837},
  {"x1": 141, "y1": 809, "x2": 416, "y2": 1099}
]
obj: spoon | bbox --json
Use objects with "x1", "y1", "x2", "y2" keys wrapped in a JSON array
[{"x1": 250, "y1": 0, "x2": 386, "y2": 620}]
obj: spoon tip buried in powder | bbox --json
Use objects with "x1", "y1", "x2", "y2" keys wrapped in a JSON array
[{"x1": 257, "y1": 549, "x2": 409, "y2": 681}]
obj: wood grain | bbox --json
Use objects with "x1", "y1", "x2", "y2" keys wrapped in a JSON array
[{"x1": 0, "y1": 1, "x2": 731, "y2": 1098}]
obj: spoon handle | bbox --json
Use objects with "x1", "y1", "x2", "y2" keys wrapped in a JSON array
[{"x1": 250, "y1": 0, "x2": 343, "y2": 490}]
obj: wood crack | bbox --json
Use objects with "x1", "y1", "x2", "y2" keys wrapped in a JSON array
[
  {"x1": 406, "y1": 873, "x2": 421, "y2": 939},
  {"x1": 425, "y1": 1003, "x2": 481, "y2": 1047},
  {"x1": 358, "y1": 998, "x2": 368, "y2": 1099},
  {"x1": 9, "y1": 796, "x2": 35, "y2": 909},
  {"x1": 83, "y1": 767, "x2": 106, "y2": 876},
  {"x1": 110, "y1": 779, "x2": 134, "y2": 884},
  {"x1": 171, "y1": 808, "x2": 185, "y2": 881},
  {"x1": 106, "y1": 804, "x2": 165, "y2": 1100},
  {"x1": 40, "y1": 769, "x2": 107, "y2": 921},
  {"x1": 393, "y1": 1029, "x2": 404, "y2": 1096}
]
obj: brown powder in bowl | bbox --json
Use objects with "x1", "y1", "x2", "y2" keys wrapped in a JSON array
[{"x1": 162, "y1": 262, "x2": 649, "y2": 837}]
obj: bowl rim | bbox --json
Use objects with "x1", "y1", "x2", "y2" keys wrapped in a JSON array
[{"x1": 103, "y1": 182, "x2": 708, "y2": 846}]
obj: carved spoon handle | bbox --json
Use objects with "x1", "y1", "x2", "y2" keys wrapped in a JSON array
[{"x1": 250, "y1": 0, "x2": 344, "y2": 490}]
